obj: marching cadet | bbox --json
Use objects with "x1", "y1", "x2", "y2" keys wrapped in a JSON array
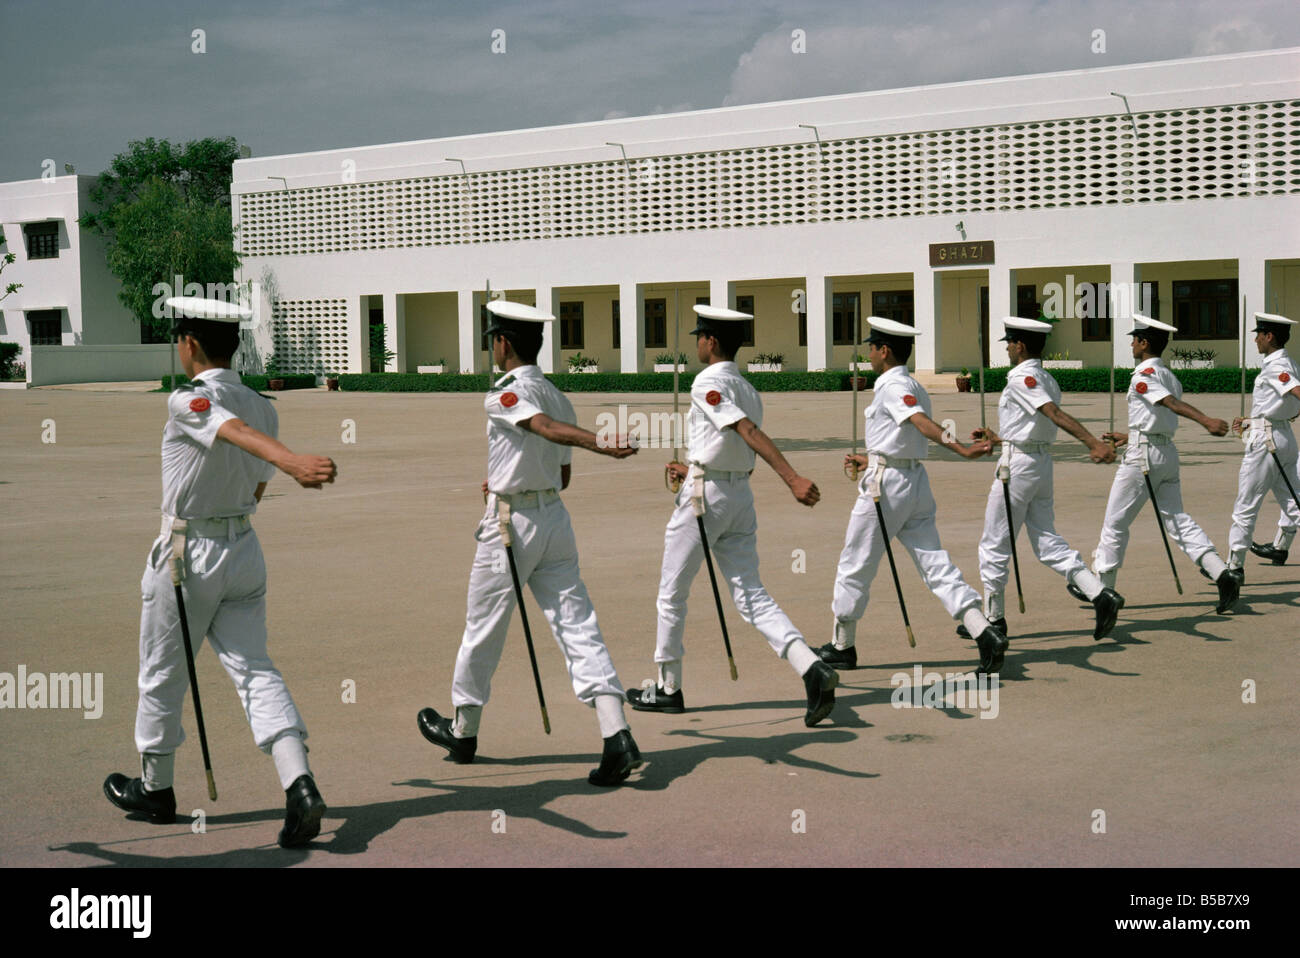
[
  {"x1": 104, "y1": 297, "x2": 338, "y2": 848},
  {"x1": 961, "y1": 316, "x2": 1125, "y2": 641},
  {"x1": 1071, "y1": 314, "x2": 1240, "y2": 612},
  {"x1": 627, "y1": 305, "x2": 839, "y2": 726},
  {"x1": 417, "y1": 301, "x2": 644, "y2": 786},
  {"x1": 1228, "y1": 312, "x2": 1300, "y2": 578},
  {"x1": 816, "y1": 317, "x2": 1008, "y2": 674}
]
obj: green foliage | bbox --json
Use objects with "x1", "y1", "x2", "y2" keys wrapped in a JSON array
[
  {"x1": 162, "y1": 373, "x2": 315, "y2": 391},
  {"x1": 654, "y1": 352, "x2": 688, "y2": 364},
  {"x1": 1170, "y1": 347, "x2": 1218, "y2": 362},
  {"x1": 1, "y1": 342, "x2": 22, "y2": 380},
  {"x1": 566, "y1": 352, "x2": 598, "y2": 371},
  {"x1": 0, "y1": 226, "x2": 21, "y2": 303},
  {"x1": 369, "y1": 324, "x2": 394, "y2": 371},
  {"x1": 750, "y1": 352, "x2": 785, "y2": 366},
  {"x1": 341, "y1": 373, "x2": 493, "y2": 392},
  {"x1": 81, "y1": 137, "x2": 242, "y2": 341}
]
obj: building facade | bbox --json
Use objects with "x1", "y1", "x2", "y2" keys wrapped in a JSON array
[{"x1": 231, "y1": 48, "x2": 1300, "y2": 379}]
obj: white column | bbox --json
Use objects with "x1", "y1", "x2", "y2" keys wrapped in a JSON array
[
  {"x1": 536, "y1": 286, "x2": 558, "y2": 373},
  {"x1": 913, "y1": 268, "x2": 940, "y2": 373},
  {"x1": 382, "y1": 291, "x2": 406, "y2": 373},
  {"x1": 618, "y1": 280, "x2": 646, "y2": 373},
  {"x1": 1108, "y1": 262, "x2": 1136, "y2": 369},
  {"x1": 457, "y1": 289, "x2": 480, "y2": 374},
  {"x1": 348, "y1": 295, "x2": 366, "y2": 373},
  {"x1": 805, "y1": 275, "x2": 833, "y2": 371},
  {"x1": 1239, "y1": 257, "x2": 1268, "y2": 370},
  {"x1": 709, "y1": 278, "x2": 736, "y2": 309},
  {"x1": 987, "y1": 266, "x2": 1016, "y2": 368}
]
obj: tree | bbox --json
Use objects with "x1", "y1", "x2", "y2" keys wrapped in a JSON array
[
  {"x1": 0, "y1": 226, "x2": 20, "y2": 304},
  {"x1": 80, "y1": 137, "x2": 242, "y2": 340}
]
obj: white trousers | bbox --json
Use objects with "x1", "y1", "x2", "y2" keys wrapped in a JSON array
[
  {"x1": 1094, "y1": 441, "x2": 1217, "y2": 575},
  {"x1": 453, "y1": 497, "x2": 624, "y2": 707},
  {"x1": 978, "y1": 450, "x2": 1090, "y2": 594},
  {"x1": 136, "y1": 528, "x2": 306, "y2": 755},
  {"x1": 832, "y1": 464, "x2": 981, "y2": 624},
  {"x1": 1269, "y1": 444, "x2": 1300, "y2": 548},
  {"x1": 655, "y1": 475, "x2": 803, "y2": 663},
  {"x1": 1229, "y1": 427, "x2": 1300, "y2": 566}
]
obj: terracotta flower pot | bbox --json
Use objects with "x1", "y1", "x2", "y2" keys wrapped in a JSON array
[
  {"x1": 269, "y1": 378, "x2": 285, "y2": 391},
  {"x1": 326, "y1": 378, "x2": 339, "y2": 391},
  {"x1": 956, "y1": 377, "x2": 972, "y2": 392}
]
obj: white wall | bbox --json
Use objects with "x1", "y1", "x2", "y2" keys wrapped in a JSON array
[{"x1": 27, "y1": 344, "x2": 175, "y2": 386}]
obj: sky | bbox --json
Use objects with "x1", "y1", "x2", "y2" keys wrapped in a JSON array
[{"x1": 2, "y1": 0, "x2": 1297, "y2": 181}]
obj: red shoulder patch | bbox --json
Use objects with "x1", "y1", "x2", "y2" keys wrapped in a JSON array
[
  {"x1": 1024, "y1": 376, "x2": 1038, "y2": 389},
  {"x1": 1282, "y1": 372, "x2": 1292, "y2": 384},
  {"x1": 1135, "y1": 381, "x2": 1148, "y2": 394},
  {"x1": 706, "y1": 390, "x2": 722, "y2": 406},
  {"x1": 1141, "y1": 367, "x2": 1155, "y2": 376},
  {"x1": 500, "y1": 392, "x2": 518, "y2": 408},
  {"x1": 903, "y1": 394, "x2": 918, "y2": 407},
  {"x1": 189, "y1": 397, "x2": 210, "y2": 413}
]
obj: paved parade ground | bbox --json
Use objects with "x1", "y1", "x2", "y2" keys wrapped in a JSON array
[{"x1": 1, "y1": 385, "x2": 1296, "y2": 868}]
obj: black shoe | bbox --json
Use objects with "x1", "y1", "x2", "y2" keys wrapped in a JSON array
[
  {"x1": 417, "y1": 707, "x2": 477, "y2": 764},
  {"x1": 1092, "y1": 588, "x2": 1124, "y2": 640},
  {"x1": 626, "y1": 684, "x2": 685, "y2": 713},
  {"x1": 813, "y1": 642, "x2": 858, "y2": 669},
  {"x1": 1249, "y1": 542, "x2": 1288, "y2": 566},
  {"x1": 588, "y1": 729, "x2": 643, "y2": 786},
  {"x1": 1215, "y1": 569, "x2": 1241, "y2": 614},
  {"x1": 957, "y1": 618, "x2": 1007, "y2": 640},
  {"x1": 974, "y1": 626, "x2": 1009, "y2": 674},
  {"x1": 278, "y1": 774, "x2": 326, "y2": 849},
  {"x1": 803, "y1": 661, "x2": 838, "y2": 727},
  {"x1": 103, "y1": 773, "x2": 176, "y2": 824},
  {"x1": 1228, "y1": 567, "x2": 1246, "y2": 589},
  {"x1": 1066, "y1": 581, "x2": 1089, "y2": 602}
]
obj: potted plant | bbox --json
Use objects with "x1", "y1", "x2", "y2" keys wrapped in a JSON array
[
  {"x1": 324, "y1": 369, "x2": 340, "y2": 391},
  {"x1": 849, "y1": 352, "x2": 869, "y2": 373},
  {"x1": 1169, "y1": 347, "x2": 1216, "y2": 370},
  {"x1": 654, "y1": 352, "x2": 688, "y2": 373},
  {"x1": 1043, "y1": 350, "x2": 1083, "y2": 370},
  {"x1": 747, "y1": 352, "x2": 784, "y2": 373},
  {"x1": 265, "y1": 353, "x2": 285, "y2": 391},
  {"x1": 417, "y1": 358, "x2": 448, "y2": 374},
  {"x1": 956, "y1": 367, "x2": 972, "y2": 392},
  {"x1": 567, "y1": 353, "x2": 599, "y2": 373}
]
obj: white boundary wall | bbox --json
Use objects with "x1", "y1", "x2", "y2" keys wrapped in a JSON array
[{"x1": 27, "y1": 344, "x2": 174, "y2": 386}]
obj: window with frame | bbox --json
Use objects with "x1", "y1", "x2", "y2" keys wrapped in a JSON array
[
  {"x1": 611, "y1": 300, "x2": 620, "y2": 349},
  {"x1": 645, "y1": 298, "x2": 667, "y2": 349},
  {"x1": 871, "y1": 290, "x2": 914, "y2": 326},
  {"x1": 1016, "y1": 285, "x2": 1039, "y2": 320},
  {"x1": 559, "y1": 301, "x2": 584, "y2": 350},
  {"x1": 1077, "y1": 283, "x2": 1111, "y2": 342},
  {"x1": 1173, "y1": 279, "x2": 1237, "y2": 340},
  {"x1": 24, "y1": 221, "x2": 59, "y2": 260},
  {"x1": 831, "y1": 292, "x2": 861, "y2": 346},
  {"x1": 28, "y1": 309, "x2": 62, "y2": 345}
]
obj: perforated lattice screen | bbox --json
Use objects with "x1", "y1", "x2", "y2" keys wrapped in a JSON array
[
  {"x1": 270, "y1": 299, "x2": 348, "y2": 374},
  {"x1": 238, "y1": 101, "x2": 1300, "y2": 256}
]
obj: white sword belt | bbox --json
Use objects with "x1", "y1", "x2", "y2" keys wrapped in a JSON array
[
  {"x1": 160, "y1": 514, "x2": 252, "y2": 540},
  {"x1": 489, "y1": 488, "x2": 561, "y2": 509}
]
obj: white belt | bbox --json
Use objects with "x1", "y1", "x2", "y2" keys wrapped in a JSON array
[
  {"x1": 491, "y1": 488, "x2": 560, "y2": 509},
  {"x1": 160, "y1": 514, "x2": 251, "y2": 541},
  {"x1": 866, "y1": 452, "x2": 919, "y2": 471},
  {"x1": 1004, "y1": 440, "x2": 1052, "y2": 454},
  {"x1": 698, "y1": 467, "x2": 752, "y2": 481},
  {"x1": 1242, "y1": 417, "x2": 1291, "y2": 451},
  {"x1": 1127, "y1": 430, "x2": 1172, "y2": 447}
]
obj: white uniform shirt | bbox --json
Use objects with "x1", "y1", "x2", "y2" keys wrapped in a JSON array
[
  {"x1": 687, "y1": 361, "x2": 760, "y2": 470},
  {"x1": 161, "y1": 367, "x2": 276, "y2": 519},
  {"x1": 998, "y1": 359, "x2": 1060, "y2": 443},
  {"x1": 483, "y1": 365, "x2": 575, "y2": 494},
  {"x1": 1252, "y1": 349, "x2": 1300, "y2": 420},
  {"x1": 864, "y1": 365, "x2": 930, "y2": 459},
  {"x1": 1127, "y1": 357, "x2": 1180, "y2": 435}
]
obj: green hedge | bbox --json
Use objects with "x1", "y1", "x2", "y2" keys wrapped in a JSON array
[
  {"x1": 339, "y1": 370, "x2": 867, "y2": 393},
  {"x1": 0, "y1": 342, "x2": 21, "y2": 380},
  {"x1": 964, "y1": 367, "x2": 1260, "y2": 394},
  {"x1": 162, "y1": 373, "x2": 317, "y2": 391}
]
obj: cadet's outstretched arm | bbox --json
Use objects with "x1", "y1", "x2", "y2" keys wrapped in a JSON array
[
  {"x1": 1157, "y1": 396, "x2": 1228, "y2": 436},
  {"x1": 215, "y1": 419, "x2": 338, "y2": 488},
  {"x1": 1040, "y1": 401, "x2": 1117, "y2": 462},
  {"x1": 907, "y1": 412, "x2": 993, "y2": 460},
  {"x1": 519, "y1": 413, "x2": 637, "y2": 459},
  {"x1": 731, "y1": 418, "x2": 819, "y2": 506}
]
